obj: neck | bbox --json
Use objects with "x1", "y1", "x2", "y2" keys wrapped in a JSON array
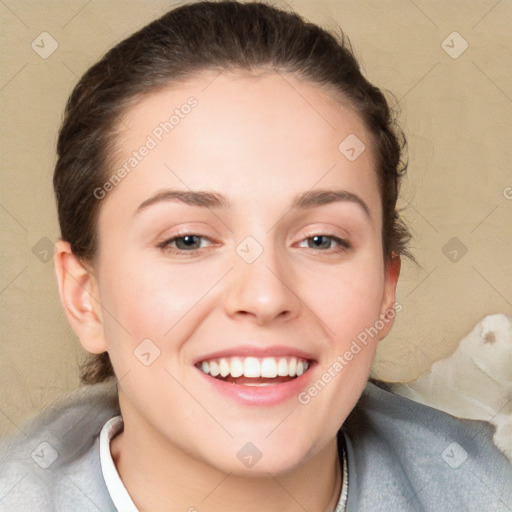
[{"x1": 110, "y1": 408, "x2": 342, "y2": 512}]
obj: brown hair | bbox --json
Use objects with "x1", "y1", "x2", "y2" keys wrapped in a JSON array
[{"x1": 54, "y1": 0, "x2": 412, "y2": 385}]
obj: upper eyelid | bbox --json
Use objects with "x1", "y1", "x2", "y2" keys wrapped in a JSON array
[
  {"x1": 158, "y1": 227, "x2": 217, "y2": 243},
  {"x1": 160, "y1": 230, "x2": 349, "y2": 242},
  {"x1": 157, "y1": 223, "x2": 352, "y2": 247},
  {"x1": 160, "y1": 234, "x2": 214, "y2": 245},
  {"x1": 294, "y1": 228, "x2": 350, "y2": 243},
  {"x1": 297, "y1": 234, "x2": 350, "y2": 248}
]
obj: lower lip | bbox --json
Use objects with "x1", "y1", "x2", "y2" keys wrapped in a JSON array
[{"x1": 195, "y1": 364, "x2": 316, "y2": 406}]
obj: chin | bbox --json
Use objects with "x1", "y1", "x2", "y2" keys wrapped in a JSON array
[{"x1": 196, "y1": 433, "x2": 320, "y2": 478}]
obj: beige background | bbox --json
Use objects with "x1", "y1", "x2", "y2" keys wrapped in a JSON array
[{"x1": 1, "y1": 0, "x2": 511, "y2": 436}]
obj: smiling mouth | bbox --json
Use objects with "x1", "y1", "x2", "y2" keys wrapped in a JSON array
[{"x1": 196, "y1": 356, "x2": 312, "y2": 386}]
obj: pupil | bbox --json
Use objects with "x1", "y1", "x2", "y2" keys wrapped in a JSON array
[
  {"x1": 310, "y1": 236, "x2": 330, "y2": 249},
  {"x1": 177, "y1": 235, "x2": 200, "y2": 249}
]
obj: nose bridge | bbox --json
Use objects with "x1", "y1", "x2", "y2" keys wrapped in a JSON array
[{"x1": 224, "y1": 236, "x2": 299, "y2": 323}]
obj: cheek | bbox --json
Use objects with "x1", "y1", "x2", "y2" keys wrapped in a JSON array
[
  {"x1": 299, "y1": 260, "x2": 385, "y2": 422},
  {"x1": 98, "y1": 257, "x2": 225, "y2": 352},
  {"x1": 306, "y1": 258, "x2": 385, "y2": 341}
]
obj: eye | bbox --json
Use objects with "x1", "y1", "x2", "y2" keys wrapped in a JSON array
[
  {"x1": 159, "y1": 234, "x2": 211, "y2": 253},
  {"x1": 297, "y1": 235, "x2": 350, "y2": 251}
]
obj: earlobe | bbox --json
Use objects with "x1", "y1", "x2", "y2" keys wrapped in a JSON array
[
  {"x1": 53, "y1": 240, "x2": 107, "y2": 354},
  {"x1": 378, "y1": 254, "x2": 402, "y2": 340}
]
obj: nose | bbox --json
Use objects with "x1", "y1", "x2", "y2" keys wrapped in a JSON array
[{"x1": 223, "y1": 245, "x2": 301, "y2": 325}]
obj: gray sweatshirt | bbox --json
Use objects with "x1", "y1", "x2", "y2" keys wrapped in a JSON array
[{"x1": 0, "y1": 380, "x2": 510, "y2": 511}]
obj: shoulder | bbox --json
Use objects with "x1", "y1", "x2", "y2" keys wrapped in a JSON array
[
  {"x1": 341, "y1": 380, "x2": 512, "y2": 512},
  {"x1": 0, "y1": 382, "x2": 120, "y2": 512}
]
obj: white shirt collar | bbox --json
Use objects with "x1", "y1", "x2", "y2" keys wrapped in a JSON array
[
  {"x1": 99, "y1": 415, "x2": 138, "y2": 512},
  {"x1": 336, "y1": 444, "x2": 349, "y2": 511},
  {"x1": 99, "y1": 415, "x2": 347, "y2": 511}
]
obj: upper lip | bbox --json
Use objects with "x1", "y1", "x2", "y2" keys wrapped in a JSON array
[{"x1": 192, "y1": 344, "x2": 317, "y2": 365}]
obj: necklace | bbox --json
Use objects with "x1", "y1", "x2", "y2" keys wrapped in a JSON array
[
  {"x1": 325, "y1": 444, "x2": 348, "y2": 512},
  {"x1": 336, "y1": 446, "x2": 349, "y2": 511}
]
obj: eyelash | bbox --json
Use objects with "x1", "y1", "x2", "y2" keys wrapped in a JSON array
[
  {"x1": 157, "y1": 233, "x2": 350, "y2": 256},
  {"x1": 158, "y1": 234, "x2": 216, "y2": 256},
  {"x1": 296, "y1": 234, "x2": 351, "y2": 252}
]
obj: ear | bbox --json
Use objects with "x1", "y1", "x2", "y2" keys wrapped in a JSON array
[
  {"x1": 377, "y1": 254, "x2": 401, "y2": 340},
  {"x1": 54, "y1": 240, "x2": 107, "y2": 354}
]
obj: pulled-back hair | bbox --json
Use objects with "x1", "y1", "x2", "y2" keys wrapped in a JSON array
[{"x1": 54, "y1": 0, "x2": 412, "y2": 385}]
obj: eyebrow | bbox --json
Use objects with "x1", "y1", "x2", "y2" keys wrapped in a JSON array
[
  {"x1": 134, "y1": 188, "x2": 370, "y2": 219},
  {"x1": 292, "y1": 189, "x2": 371, "y2": 218},
  {"x1": 135, "y1": 190, "x2": 228, "y2": 215}
]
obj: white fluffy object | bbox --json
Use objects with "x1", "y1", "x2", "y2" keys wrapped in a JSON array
[{"x1": 389, "y1": 314, "x2": 512, "y2": 462}]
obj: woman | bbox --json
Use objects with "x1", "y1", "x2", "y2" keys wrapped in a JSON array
[{"x1": 1, "y1": 2, "x2": 509, "y2": 511}]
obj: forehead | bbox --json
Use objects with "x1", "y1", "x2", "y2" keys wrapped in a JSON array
[{"x1": 105, "y1": 70, "x2": 379, "y2": 213}]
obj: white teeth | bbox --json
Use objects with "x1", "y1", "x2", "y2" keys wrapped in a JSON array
[
  {"x1": 288, "y1": 358, "x2": 297, "y2": 377},
  {"x1": 261, "y1": 357, "x2": 278, "y2": 378},
  {"x1": 219, "y1": 358, "x2": 230, "y2": 377},
  {"x1": 244, "y1": 357, "x2": 260, "y2": 378},
  {"x1": 230, "y1": 357, "x2": 244, "y2": 378},
  {"x1": 209, "y1": 360, "x2": 220, "y2": 377},
  {"x1": 277, "y1": 358, "x2": 288, "y2": 376},
  {"x1": 197, "y1": 355, "x2": 311, "y2": 380}
]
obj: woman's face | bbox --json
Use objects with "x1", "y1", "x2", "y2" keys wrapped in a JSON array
[{"x1": 90, "y1": 71, "x2": 399, "y2": 475}]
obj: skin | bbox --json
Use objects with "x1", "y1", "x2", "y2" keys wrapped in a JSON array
[{"x1": 54, "y1": 70, "x2": 400, "y2": 511}]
